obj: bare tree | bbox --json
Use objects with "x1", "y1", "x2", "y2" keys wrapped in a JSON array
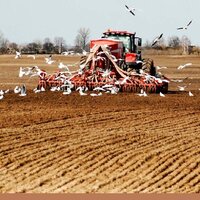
[
  {"x1": 74, "y1": 27, "x2": 90, "y2": 51},
  {"x1": 143, "y1": 40, "x2": 151, "y2": 49},
  {"x1": 0, "y1": 31, "x2": 10, "y2": 54},
  {"x1": 0, "y1": 31, "x2": 4, "y2": 47},
  {"x1": 181, "y1": 35, "x2": 191, "y2": 54},
  {"x1": 43, "y1": 37, "x2": 54, "y2": 54},
  {"x1": 168, "y1": 36, "x2": 181, "y2": 48},
  {"x1": 54, "y1": 37, "x2": 66, "y2": 54}
]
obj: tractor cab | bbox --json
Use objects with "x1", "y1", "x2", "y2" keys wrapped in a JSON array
[
  {"x1": 102, "y1": 30, "x2": 142, "y2": 55},
  {"x1": 101, "y1": 30, "x2": 142, "y2": 69},
  {"x1": 90, "y1": 30, "x2": 143, "y2": 71}
]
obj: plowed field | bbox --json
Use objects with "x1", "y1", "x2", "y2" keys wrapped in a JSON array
[{"x1": 0, "y1": 54, "x2": 200, "y2": 193}]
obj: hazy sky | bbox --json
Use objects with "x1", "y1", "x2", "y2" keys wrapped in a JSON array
[{"x1": 0, "y1": 0, "x2": 200, "y2": 46}]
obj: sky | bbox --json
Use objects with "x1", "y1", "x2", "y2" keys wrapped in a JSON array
[{"x1": 0, "y1": 0, "x2": 200, "y2": 46}]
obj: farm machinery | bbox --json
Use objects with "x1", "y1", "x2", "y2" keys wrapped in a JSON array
[{"x1": 38, "y1": 30, "x2": 169, "y2": 93}]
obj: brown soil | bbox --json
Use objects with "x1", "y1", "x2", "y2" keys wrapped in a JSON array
[{"x1": 0, "y1": 54, "x2": 200, "y2": 193}]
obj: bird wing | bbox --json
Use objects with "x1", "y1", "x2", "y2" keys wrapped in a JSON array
[
  {"x1": 21, "y1": 84, "x2": 26, "y2": 94},
  {"x1": 125, "y1": 5, "x2": 135, "y2": 15},
  {"x1": 160, "y1": 92, "x2": 165, "y2": 97},
  {"x1": 187, "y1": 20, "x2": 192, "y2": 27},
  {"x1": 177, "y1": 27, "x2": 184, "y2": 30},
  {"x1": 130, "y1": 10, "x2": 135, "y2": 16},
  {"x1": 151, "y1": 34, "x2": 162, "y2": 46},
  {"x1": 184, "y1": 63, "x2": 192, "y2": 67},
  {"x1": 158, "y1": 33, "x2": 163, "y2": 40},
  {"x1": 151, "y1": 39, "x2": 158, "y2": 47},
  {"x1": 125, "y1": 5, "x2": 129, "y2": 10}
]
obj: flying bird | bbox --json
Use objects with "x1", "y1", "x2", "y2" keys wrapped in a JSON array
[
  {"x1": 45, "y1": 55, "x2": 55, "y2": 65},
  {"x1": 90, "y1": 92, "x2": 103, "y2": 97},
  {"x1": 93, "y1": 87, "x2": 106, "y2": 92},
  {"x1": 27, "y1": 55, "x2": 36, "y2": 60},
  {"x1": 15, "y1": 51, "x2": 22, "y2": 59},
  {"x1": 177, "y1": 20, "x2": 193, "y2": 30},
  {"x1": 177, "y1": 63, "x2": 192, "y2": 70},
  {"x1": 19, "y1": 67, "x2": 32, "y2": 77},
  {"x1": 82, "y1": 49, "x2": 88, "y2": 56},
  {"x1": 58, "y1": 62, "x2": 70, "y2": 72},
  {"x1": 151, "y1": 34, "x2": 163, "y2": 46},
  {"x1": 125, "y1": 5, "x2": 135, "y2": 16},
  {"x1": 156, "y1": 66, "x2": 167, "y2": 70},
  {"x1": 178, "y1": 86, "x2": 187, "y2": 91}
]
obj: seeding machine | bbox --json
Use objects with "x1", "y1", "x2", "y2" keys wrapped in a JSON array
[{"x1": 38, "y1": 30, "x2": 169, "y2": 93}]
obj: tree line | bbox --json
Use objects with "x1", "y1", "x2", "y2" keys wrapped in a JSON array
[
  {"x1": 0, "y1": 28, "x2": 199, "y2": 55},
  {"x1": 0, "y1": 27, "x2": 91, "y2": 55},
  {"x1": 143, "y1": 35, "x2": 200, "y2": 55}
]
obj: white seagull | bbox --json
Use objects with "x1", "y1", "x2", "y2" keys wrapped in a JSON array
[
  {"x1": 90, "y1": 92, "x2": 102, "y2": 97},
  {"x1": 156, "y1": 66, "x2": 167, "y2": 70},
  {"x1": 45, "y1": 56, "x2": 55, "y2": 65},
  {"x1": 82, "y1": 49, "x2": 88, "y2": 56},
  {"x1": 152, "y1": 34, "x2": 163, "y2": 46},
  {"x1": 177, "y1": 63, "x2": 192, "y2": 70},
  {"x1": 15, "y1": 51, "x2": 22, "y2": 59},
  {"x1": 189, "y1": 91, "x2": 194, "y2": 96},
  {"x1": 63, "y1": 87, "x2": 72, "y2": 95},
  {"x1": 33, "y1": 87, "x2": 41, "y2": 93},
  {"x1": 0, "y1": 90, "x2": 4, "y2": 96},
  {"x1": 177, "y1": 20, "x2": 193, "y2": 30},
  {"x1": 171, "y1": 79, "x2": 184, "y2": 83},
  {"x1": 178, "y1": 86, "x2": 187, "y2": 91},
  {"x1": 125, "y1": 5, "x2": 135, "y2": 16},
  {"x1": 27, "y1": 55, "x2": 36, "y2": 59},
  {"x1": 19, "y1": 67, "x2": 33, "y2": 77},
  {"x1": 4, "y1": 89, "x2": 9, "y2": 94},
  {"x1": 61, "y1": 51, "x2": 69, "y2": 56},
  {"x1": 58, "y1": 62, "x2": 70, "y2": 71},
  {"x1": 76, "y1": 86, "x2": 87, "y2": 96},
  {"x1": 159, "y1": 92, "x2": 165, "y2": 97},
  {"x1": 93, "y1": 87, "x2": 106, "y2": 92},
  {"x1": 0, "y1": 93, "x2": 3, "y2": 100},
  {"x1": 19, "y1": 84, "x2": 27, "y2": 96},
  {"x1": 110, "y1": 86, "x2": 119, "y2": 95},
  {"x1": 14, "y1": 86, "x2": 21, "y2": 94},
  {"x1": 136, "y1": 89, "x2": 148, "y2": 97}
]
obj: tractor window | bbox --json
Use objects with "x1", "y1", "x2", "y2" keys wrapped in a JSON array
[{"x1": 104, "y1": 35, "x2": 131, "y2": 52}]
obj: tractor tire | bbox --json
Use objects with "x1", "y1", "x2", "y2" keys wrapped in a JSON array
[
  {"x1": 142, "y1": 58, "x2": 156, "y2": 76},
  {"x1": 159, "y1": 82, "x2": 169, "y2": 94}
]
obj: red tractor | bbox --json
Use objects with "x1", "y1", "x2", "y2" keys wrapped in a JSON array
[
  {"x1": 91, "y1": 30, "x2": 155, "y2": 76},
  {"x1": 37, "y1": 30, "x2": 169, "y2": 94},
  {"x1": 88, "y1": 29, "x2": 168, "y2": 93}
]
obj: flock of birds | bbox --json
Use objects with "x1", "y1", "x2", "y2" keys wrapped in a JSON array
[
  {"x1": 0, "y1": 5, "x2": 197, "y2": 100},
  {"x1": 123, "y1": 3, "x2": 197, "y2": 96},
  {"x1": 124, "y1": 4, "x2": 193, "y2": 47},
  {"x1": 0, "y1": 49, "x2": 197, "y2": 100}
]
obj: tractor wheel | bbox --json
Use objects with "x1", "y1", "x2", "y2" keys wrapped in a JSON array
[
  {"x1": 159, "y1": 82, "x2": 169, "y2": 94},
  {"x1": 142, "y1": 58, "x2": 156, "y2": 76}
]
